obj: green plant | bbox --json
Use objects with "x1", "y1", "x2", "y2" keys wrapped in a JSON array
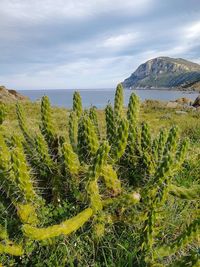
[
  {"x1": 0, "y1": 104, "x2": 6, "y2": 125},
  {"x1": 0, "y1": 84, "x2": 199, "y2": 266}
]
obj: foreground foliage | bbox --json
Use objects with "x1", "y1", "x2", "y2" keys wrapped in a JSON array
[{"x1": 0, "y1": 84, "x2": 199, "y2": 266}]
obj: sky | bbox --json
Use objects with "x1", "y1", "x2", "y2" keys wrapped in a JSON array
[{"x1": 0, "y1": 0, "x2": 200, "y2": 90}]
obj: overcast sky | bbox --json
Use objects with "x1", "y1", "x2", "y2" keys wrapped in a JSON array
[{"x1": 0, "y1": 0, "x2": 200, "y2": 89}]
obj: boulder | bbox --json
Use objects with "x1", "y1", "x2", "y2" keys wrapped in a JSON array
[
  {"x1": 175, "y1": 111, "x2": 187, "y2": 115},
  {"x1": 175, "y1": 97, "x2": 193, "y2": 105},
  {"x1": 166, "y1": 101, "x2": 179, "y2": 108},
  {"x1": 192, "y1": 95, "x2": 200, "y2": 107}
]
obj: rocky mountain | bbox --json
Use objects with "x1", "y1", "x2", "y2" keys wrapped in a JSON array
[
  {"x1": 0, "y1": 85, "x2": 29, "y2": 102},
  {"x1": 122, "y1": 57, "x2": 200, "y2": 89}
]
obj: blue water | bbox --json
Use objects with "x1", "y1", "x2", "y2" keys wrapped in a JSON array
[{"x1": 18, "y1": 89, "x2": 199, "y2": 109}]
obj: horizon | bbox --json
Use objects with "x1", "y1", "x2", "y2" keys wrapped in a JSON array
[{"x1": 0, "y1": 0, "x2": 200, "y2": 90}]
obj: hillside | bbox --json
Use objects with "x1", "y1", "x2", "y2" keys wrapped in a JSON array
[
  {"x1": 0, "y1": 85, "x2": 29, "y2": 102},
  {"x1": 122, "y1": 57, "x2": 200, "y2": 89}
]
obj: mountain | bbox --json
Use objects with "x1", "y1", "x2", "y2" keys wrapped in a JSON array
[
  {"x1": 122, "y1": 57, "x2": 200, "y2": 89},
  {"x1": 0, "y1": 85, "x2": 29, "y2": 102}
]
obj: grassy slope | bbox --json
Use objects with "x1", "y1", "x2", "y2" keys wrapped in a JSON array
[
  {"x1": 2, "y1": 100, "x2": 200, "y2": 145},
  {"x1": 0, "y1": 100, "x2": 199, "y2": 266}
]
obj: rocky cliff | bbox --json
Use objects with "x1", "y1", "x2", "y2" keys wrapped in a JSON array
[
  {"x1": 0, "y1": 86, "x2": 29, "y2": 102},
  {"x1": 122, "y1": 57, "x2": 200, "y2": 89}
]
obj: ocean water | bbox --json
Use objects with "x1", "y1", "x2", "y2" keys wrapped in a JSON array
[{"x1": 18, "y1": 89, "x2": 199, "y2": 109}]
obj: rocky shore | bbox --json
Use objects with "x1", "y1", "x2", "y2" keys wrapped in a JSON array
[
  {"x1": 0, "y1": 85, "x2": 29, "y2": 102},
  {"x1": 144, "y1": 95, "x2": 200, "y2": 112}
]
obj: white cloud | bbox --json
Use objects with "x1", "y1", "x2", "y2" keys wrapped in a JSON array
[
  {"x1": 141, "y1": 21, "x2": 200, "y2": 60},
  {"x1": 102, "y1": 33, "x2": 140, "y2": 49},
  {"x1": 185, "y1": 21, "x2": 200, "y2": 39}
]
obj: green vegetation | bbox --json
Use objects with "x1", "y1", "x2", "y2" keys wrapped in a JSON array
[{"x1": 0, "y1": 85, "x2": 199, "y2": 266}]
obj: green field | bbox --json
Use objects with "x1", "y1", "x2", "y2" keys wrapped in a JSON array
[{"x1": 0, "y1": 86, "x2": 199, "y2": 267}]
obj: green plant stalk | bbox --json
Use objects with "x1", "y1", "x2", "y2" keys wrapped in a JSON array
[
  {"x1": 11, "y1": 137, "x2": 37, "y2": 203},
  {"x1": 101, "y1": 165, "x2": 121, "y2": 195},
  {"x1": 69, "y1": 111, "x2": 78, "y2": 151},
  {"x1": 16, "y1": 103, "x2": 34, "y2": 146},
  {"x1": 89, "y1": 106, "x2": 100, "y2": 139},
  {"x1": 78, "y1": 116, "x2": 99, "y2": 163},
  {"x1": 0, "y1": 225, "x2": 24, "y2": 256},
  {"x1": 157, "y1": 129, "x2": 168, "y2": 161},
  {"x1": 105, "y1": 104, "x2": 116, "y2": 145},
  {"x1": 140, "y1": 135, "x2": 189, "y2": 265},
  {"x1": 163, "y1": 126, "x2": 178, "y2": 156},
  {"x1": 62, "y1": 142, "x2": 80, "y2": 175},
  {"x1": 0, "y1": 243, "x2": 24, "y2": 256},
  {"x1": 35, "y1": 134, "x2": 55, "y2": 168},
  {"x1": 114, "y1": 83, "x2": 124, "y2": 119},
  {"x1": 110, "y1": 118, "x2": 129, "y2": 162},
  {"x1": 23, "y1": 208, "x2": 93, "y2": 240},
  {"x1": 0, "y1": 103, "x2": 5, "y2": 125},
  {"x1": 73, "y1": 91, "x2": 83, "y2": 118},
  {"x1": 0, "y1": 134, "x2": 38, "y2": 225},
  {"x1": 155, "y1": 219, "x2": 200, "y2": 257},
  {"x1": 126, "y1": 93, "x2": 140, "y2": 161},
  {"x1": 40, "y1": 96, "x2": 59, "y2": 157},
  {"x1": 169, "y1": 184, "x2": 200, "y2": 200},
  {"x1": 87, "y1": 142, "x2": 110, "y2": 213}
]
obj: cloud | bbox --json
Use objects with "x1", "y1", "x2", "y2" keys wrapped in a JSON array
[
  {"x1": 185, "y1": 21, "x2": 200, "y2": 40},
  {"x1": 0, "y1": 0, "x2": 200, "y2": 89},
  {"x1": 102, "y1": 33, "x2": 140, "y2": 50}
]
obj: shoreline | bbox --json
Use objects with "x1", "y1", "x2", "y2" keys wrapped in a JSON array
[{"x1": 125, "y1": 87, "x2": 200, "y2": 92}]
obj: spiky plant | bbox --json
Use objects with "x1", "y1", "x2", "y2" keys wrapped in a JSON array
[
  {"x1": 0, "y1": 86, "x2": 198, "y2": 267},
  {"x1": 0, "y1": 104, "x2": 5, "y2": 126},
  {"x1": 73, "y1": 91, "x2": 82, "y2": 118}
]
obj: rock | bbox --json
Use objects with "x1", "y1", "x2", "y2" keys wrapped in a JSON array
[
  {"x1": 175, "y1": 97, "x2": 193, "y2": 105},
  {"x1": 143, "y1": 99, "x2": 167, "y2": 108},
  {"x1": 8, "y1": 89, "x2": 28, "y2": 100},
  {"x1": 0, "y1": 85, "x2": 29, "y2": 102},
  {"x1": 192, "y1": 95, "x2": 200, "y2": 107},
  {"x1": 166, "y1": 101, "x2": 179, "y2": 108},
  {"x1": 175, "y1": 111, "x2": 187, "y2": 115}
]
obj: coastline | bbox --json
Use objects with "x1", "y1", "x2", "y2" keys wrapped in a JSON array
[{"x1": 125, "y1": 86, "x2": 200, "y2": 92}]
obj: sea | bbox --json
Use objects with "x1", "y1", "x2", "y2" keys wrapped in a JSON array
[{"x1": 18, "y1": 89, "x2": 199, "y2": 109}]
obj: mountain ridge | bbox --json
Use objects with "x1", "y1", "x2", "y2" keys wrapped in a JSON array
[{"x1": 122, "y1": 57, "x2": 200, "y2": 90}]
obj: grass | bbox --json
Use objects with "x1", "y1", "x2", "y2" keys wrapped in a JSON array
[{"x1": 0, "y1": 98, "x2": 199, "y2": 267}]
